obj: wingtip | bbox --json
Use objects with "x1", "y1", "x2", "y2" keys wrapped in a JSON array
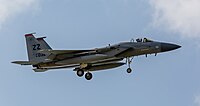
[{"x1": 25, "y1": 33, "x2": 36, "y2": 37}]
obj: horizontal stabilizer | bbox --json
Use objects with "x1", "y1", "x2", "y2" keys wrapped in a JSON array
[{"x1": 11, "y1": 61, "x2": 38, "y2": 65}]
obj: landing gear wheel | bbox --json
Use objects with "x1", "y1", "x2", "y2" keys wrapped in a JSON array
[
  {"x1": 127, "y1": 68, "x2": 132, "y2": 73},
  {"x1": 85, "y1": 72, "x2": 93, "y2": 80},
  {"x1": 77, "y1": 69, "x2": 84, "y2": 77},
  {"x1": 126, "y1": 57, "x2": 133, "y2": 73}
]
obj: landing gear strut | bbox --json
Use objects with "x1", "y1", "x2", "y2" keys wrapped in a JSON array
[{"x1": 126, "y1": 57, "x2": 133, "y2": 73}]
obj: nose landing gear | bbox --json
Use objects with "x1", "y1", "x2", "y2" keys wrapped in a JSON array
[
  {"x1": 126, "y1": 57, "x2": 133, "y2": 73},
  {"x1": 127, "y1": 68, "x2": 132, "y2": 73}
]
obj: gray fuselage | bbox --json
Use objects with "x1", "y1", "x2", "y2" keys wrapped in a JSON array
[{"x1": 39, "y1": 41, "x2": 180, "y2": 68}]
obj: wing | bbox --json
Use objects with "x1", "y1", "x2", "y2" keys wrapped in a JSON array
[
  {"x1": 38, "y1": 49, "x2": 94, "y2": 54},
  {"x1": 33, "y1": 64, "x2": 79, "y2": 72},
  {"x1": 34, "y1": 62, "x2": 125, "y2": 72},
  {"x1": 37, "y1": 49, "x2": 97, "y2": 61}
]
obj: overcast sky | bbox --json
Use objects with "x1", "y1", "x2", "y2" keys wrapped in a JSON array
[{"x1": 0, "y1": 0, "x2": 200, "y2": 106}]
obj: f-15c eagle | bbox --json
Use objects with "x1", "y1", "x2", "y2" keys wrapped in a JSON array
[{"x1": 12, "y1": 33, "x2": 181, "y2": 80}]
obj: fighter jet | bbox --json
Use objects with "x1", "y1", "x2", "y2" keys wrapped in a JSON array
[{"x1": 12, "y1": 33, "x2": 181, "y2": 80}]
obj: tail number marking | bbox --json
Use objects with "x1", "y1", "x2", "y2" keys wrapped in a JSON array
[
  {"x1": 35, "y1": 53, "x2": 46, "y2": 57},
  {"x1": 32, "y1": 44, "x2": 46, "y2": 57},
  {"x1": 33, "y1": 44, "x2": 41, "y2": 50}
]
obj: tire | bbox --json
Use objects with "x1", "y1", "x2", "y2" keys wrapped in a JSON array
[
  {"x1": 77, "y1": 69, "x2": 84, "y2": 77},
  {"x1": 85, "y1": 72, "x2": 93, "y2": 80},
  {"x1": 127, "y1": 68, "x2": 132, "y2": 73}
]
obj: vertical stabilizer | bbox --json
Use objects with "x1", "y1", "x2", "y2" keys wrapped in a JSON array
[
  {"x1": 25, "y1": 33, "x2": 51, "y2": 62},
  {"x1": 37, "y1": 37, "x2": 52, "y2": 50}
]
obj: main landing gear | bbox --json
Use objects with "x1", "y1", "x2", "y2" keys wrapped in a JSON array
[
  {"x1": 77, "y1": 69, "x2": 84, "y2": 77},
  {"x1": 126, "y1": 57, "x2": 133, "y2": 73},
  {"x1": 85, "y1": 72, "x2": 93, "y2": 80},
  {"x1": 76, "y1": 69, "x2": 93, "y2": 80}
]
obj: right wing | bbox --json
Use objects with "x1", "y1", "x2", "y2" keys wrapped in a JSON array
[{"x1": 33, "y1": 64, "x2": 79, "y2": 72}]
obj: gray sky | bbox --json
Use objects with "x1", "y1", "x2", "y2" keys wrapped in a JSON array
[{"x1": 0, "y1": 0, "x2": 200, "y2": 106}]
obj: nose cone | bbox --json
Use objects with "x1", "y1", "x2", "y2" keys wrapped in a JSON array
[{"x1": 161, "y1": 43, "x2": 181, "y2": 52}]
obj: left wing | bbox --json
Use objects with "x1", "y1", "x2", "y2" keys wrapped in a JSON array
[
  {"x1": 38, "y1": 49, "x2": 97, "y2": 61},
  {"x1": 38, "y1": 49, "x2": 95, "y2": 54}
]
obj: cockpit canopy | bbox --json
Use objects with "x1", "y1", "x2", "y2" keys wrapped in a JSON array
[
  {"x1": 136, "y1": 38, "x2": 153, "y2": 43},
  {"x1": 143, "y1": 38, "x2": 153, "y2": 42}
]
